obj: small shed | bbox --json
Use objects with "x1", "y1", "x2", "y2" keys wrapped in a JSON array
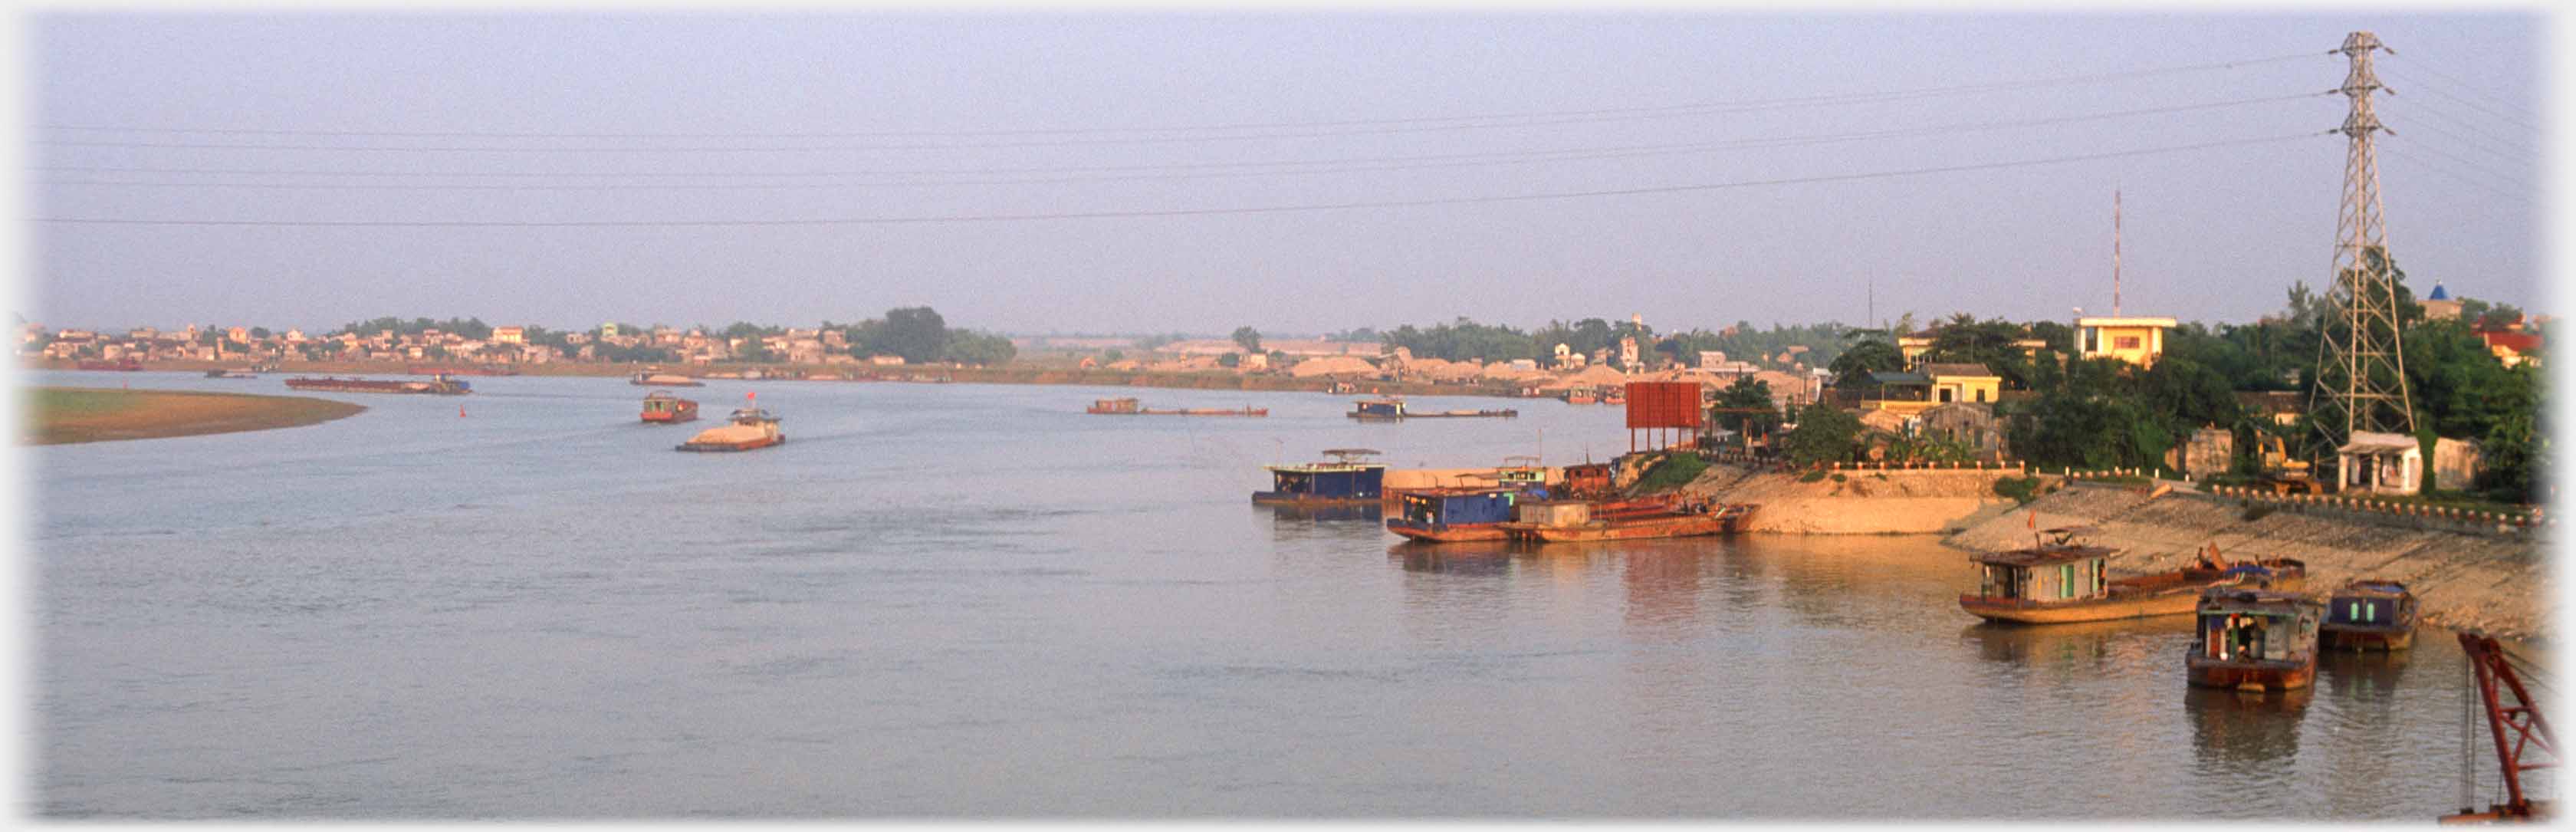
[
  {"x1": 2336, "y1": 431, "x2": 2422, "y2": 495},
  {"x1": 2433, "y1": 437, "x2": 2482, "y2": 492}
]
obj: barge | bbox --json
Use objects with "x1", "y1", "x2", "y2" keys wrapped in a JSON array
[
  {"x1": 1347, "y1": 397, "x2": 1516, "y2": 420},
  {"x1": 640, "y1": 391, "x2": 699, "y2": 424},
  {"x1": 677, "y1": 407, "x2": 784, "y2": 452},
  {"x1": 2319, "y1": 579, "x2": 2418, "y2": 651},
  {"x1": 1388, "y1": 486, "x2": 1530, "y2": 543},
  {"x1": 631, "y1": 371, "x2": 705, "y2": 387},
  {"x1": 1086, "y1": 397, "x2": 1268, "y2": 416},
  {"x1": 1959, "y1": 533, "x2": 2303, "y2": 625},
  {"x1": 76, "y1": 358, "x2": 143, "y2": 371},
  {"x1": 2187, "y1": 588, "x2": 2325, "y2": 692},
  {"x1": 284, "y1": 374, "x2": 472, "y2": 395},
  {"x1": 409, "y1": 364, "x2": 519, "y2": 377},
  {"x1": 1252, "y1": 449, "x2": 1387, "y2": 507},
  {"x1": 205, "y1": 369, "x2": 259, "y2": 379},
  {"x1": 1499, "y1": 497, "x2": 1754, "y2": 543}
]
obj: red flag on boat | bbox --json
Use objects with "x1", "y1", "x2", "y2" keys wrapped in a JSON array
[{"x1": 748, "y1": 391, "x2": 756, "y2": 402}]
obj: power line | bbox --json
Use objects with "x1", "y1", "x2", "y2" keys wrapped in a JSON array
[
  {"x1": 2381, "y1": 134, "x2": 2535, "y2": 202},
  {"x1": 33, "y1": 93, "x2": 2334, "y2": 191},
  {"x1": 2381, "y1": 143, "x2": 2535, "y2": 206},
  {"x1": 2378, "y1": 64, "x2": 2540, "y2": 133},
  {"x1": 35, "y1": 51, "x2": 2324, "y2": 142},
  {"x1": 2377, "y1": 97, "x2": 2535, "y2": 165},
  {"x1": 32, "y1": 132, "x2": 2319, "y2": 228},
  {"x1": 2383, "y1": 52, "x2": 2542, "y2": 130}
]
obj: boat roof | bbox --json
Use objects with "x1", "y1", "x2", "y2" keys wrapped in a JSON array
[
  {"x1": 1973, "y1": 545, "x2": 2116, "y2": 567},
  {"x1": 2332, "y1": 579, "x2": 2410, "y2": 597},
  {"x1": 1266, "y1": 462, "x2": 1386, "y2": 473},
  {"x1": 1402, "y1": 486, "x2": 1523, "y2": 499},
  {"x1": 2196, "y1": 588, "x2": 2318, "y2": 614}
]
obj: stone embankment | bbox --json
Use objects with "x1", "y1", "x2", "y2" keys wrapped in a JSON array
[
  {"x1": 1947, "y1": 482, "x2": 2551, "y2": 640},
  {"x1": 1678, "y1": 461, "x2": 2026, "y2": 534}
]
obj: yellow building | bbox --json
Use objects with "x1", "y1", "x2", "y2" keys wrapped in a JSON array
[
  {"x1": 2075, "y1": 316, "x2": 2177, "y2": 368},
  {"x1": 1898, "y1": 334, "x2": 2047, "y2": 370},
  {"x1": 1921, "y1": 363, "x2": 2002, "y2": 405}
]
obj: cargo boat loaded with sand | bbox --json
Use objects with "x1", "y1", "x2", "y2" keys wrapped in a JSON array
[
  {"x1": 1497, "y1": 494, "x2": 1754, "y2": 543},
  {"x1": 1085, "y1": 398, "x2": 1267, "y2": 416},
  {"x1": 676, "y1": 407, "x2": 784, "y2": 452}
]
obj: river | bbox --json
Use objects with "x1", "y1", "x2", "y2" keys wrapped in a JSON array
[{"x1": 27, "y1": 370, "x2": 2547, "y2": 818}]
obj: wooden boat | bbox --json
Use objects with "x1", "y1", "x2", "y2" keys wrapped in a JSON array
[
  {"x1": 1086, "y1": 397, "x2": 1267, "y2": 416},
  {"x1": 1500, "y1": 497, "x2": 1753, "y2": 543},
  {"x1": 1388, "y1": 487, "x2": 1526, "y2": 542},
  {"x1": 1566, "y1": 391, "x2": 1597, "y2": 405},
  {"x1": 1252, "y1": 449, "x2": 1387, "y2": 506},
  {"x1": 409, "y1": 364, "x2": 519, "y2": 377},
  {"x1": 2187, "y1": 587, "x2": 2325, "y2": 692},
  {"x1": 285, "y1": 374, "x2": 472, "y2": 395},
  {"x1": 630, "y1": 370, "x2": 704, "y2": 387},
  {"x1": 2319, "y1": 578, "x2": 2419, "y2": 651},
  {"x1": 1959, "y1": 534, "x2": 2303, "y2": 625},
  {"x1": 676, "y1": 407, "x2": 784, "y2": 452},
  {"x1": 640, "y1": 391, "x2": 699, "y2": 424},
  {"x1": 76, "y1": 358, "x2": 143, "y2": 371},
  {"x1": 204, "y1": 369, "x2": 258, "y2": 379}
]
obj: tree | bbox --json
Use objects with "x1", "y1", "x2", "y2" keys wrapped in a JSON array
[
  {"x1": 940, "y1": 330, "x2": 1017, "y2": 366},
  {"x1": 1231, "y1": 327, "x2": 1262, "y2": 354},
  {"x1": 853, "y1": 307, "x2": 948, "y2": 363},
  {"x1": 249, "y1": 327, "x2": 272, "y2": 340},
  {"x1": 1783, "y1": 402, "x2": 1862, "y2": 466},
  {"x1": 1711, "y1": 377, "x2": 1783, "y2": 439},
  {"x1": 1829, "y1": 338, "x2": 1904, "y2": 388}
]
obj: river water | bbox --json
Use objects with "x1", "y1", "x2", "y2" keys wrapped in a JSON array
[{"x1": 27, "y1": 370, "x2": 2549, "y2": 818}]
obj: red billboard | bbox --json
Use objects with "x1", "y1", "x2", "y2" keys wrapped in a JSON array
[{"x1": 1624, "y1": 382, "x2": 1703, "y2": 429}]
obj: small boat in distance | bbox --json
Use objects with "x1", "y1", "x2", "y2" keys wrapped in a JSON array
[
  {"x1": 285, "y1": 374, "x2": 472, "y2": 395},
  {"x1": 1388, "y1": 487, "x2": 1528, "y2": 543},
  {"x1": 205, "y1": 368, "x2": 258, "y2": 379},
  {"x1": 76, "y1": 358, "x2": 143, "y2": 371},
  {"x1": 1086, "y1": 398, "x2": 1268, "y2": 416},
  {"x1": 641, "y1": 391, "x2": 700, "y2": 424},
  {"x1": 1253, "y1": 449, "x2": 1387, "y2": 507},
  {"x1": 2319, "y1": 579, "x2": 2419, "y2": 651},
  {"x1": 677, "y1": 407, "x2": 784, "y2": 452},
  {"x1": 631, "y1": 370, "x2": 704, "y2": 387},
  {"x1": 2187, "y1": 587, "x2": 2325, "y2": 692}
]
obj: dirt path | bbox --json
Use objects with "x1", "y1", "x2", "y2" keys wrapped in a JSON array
[{"x1": 25, "y1": 386, "x2": 365, "y2": 445}]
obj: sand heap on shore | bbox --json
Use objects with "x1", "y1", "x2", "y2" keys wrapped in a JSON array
[{"x1": 1678, "y1": 462, "x2": 2023, "y2": 534}]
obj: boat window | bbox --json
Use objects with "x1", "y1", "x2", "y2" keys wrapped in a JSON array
[{"x1": 2059, "y1": 564, "x2": 2075, "y2": 599}]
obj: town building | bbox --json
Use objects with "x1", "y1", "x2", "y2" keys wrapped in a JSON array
[
  {"x1": 2420, "y1": 282, "x2": 2463, "y2": 322},
  {"x1": 2336, "y1": 431, "x2": 2422, "y2": 495},
  {"x1": 1918, "y1": 363, "x2": 2001, "y2": 406},
  {"x1": 492, "y1": 326, "x2": 525, "y2": 344},
  {"x1": 2075, "y1": 315, "x2": 2178, "y2": 368}
]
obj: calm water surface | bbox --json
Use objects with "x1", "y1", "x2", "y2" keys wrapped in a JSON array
[{"x1": 29, "y1": 370, "x2": 2547, "y2": 818}]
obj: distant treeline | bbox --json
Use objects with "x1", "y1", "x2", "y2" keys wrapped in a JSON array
[{"x1": 1337, "y1": 317, "x2": 1855, "y2": 370}]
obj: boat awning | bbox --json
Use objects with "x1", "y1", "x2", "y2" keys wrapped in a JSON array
[{"x1": 2338, "y1": 431, "x2": 2419, "y2": 454}]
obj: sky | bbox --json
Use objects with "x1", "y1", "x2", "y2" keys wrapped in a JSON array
[{"x1": 17, "y1": 10, "x2": 2551, "y2": 337}]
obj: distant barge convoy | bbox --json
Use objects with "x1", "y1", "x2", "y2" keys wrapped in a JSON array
[
  {"x1": 1086, "y1": 397, "x2": 1267, "y2": 416},
  {"x1": 1347, "y1": 397, "x2": 1516, "y2": 421},
  {"x1": 284, "y1": 375, "x2": 473, "y2": 395}
]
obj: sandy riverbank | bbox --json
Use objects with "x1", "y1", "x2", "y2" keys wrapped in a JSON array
[
  {"x1": 1947, "y1": 482, "x2": 2551, "y2": 640},
  {"x1": 24, "y1": 386, "x2": 366, "y2": 445},
  {"x1": 1678, "y1": 462, "x2": 2027, "y2": 534}
]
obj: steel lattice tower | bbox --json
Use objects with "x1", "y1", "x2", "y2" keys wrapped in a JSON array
[{"x1": 2310, "y1": 31, "x2": 2415, "y2": 459}]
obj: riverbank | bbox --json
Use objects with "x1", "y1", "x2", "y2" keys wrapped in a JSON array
[
  {"x1": 1947, "y1": 481, "x2": 2551, "y2": 640},
  {"x1": 24, "y1": 386, "x2": 365, "y2": 445},
  {"x1": 41, "y1": 358, "x2": 1526, "y2": 399},
  {"x1": 1677, "y1": 461, "x2": 2027, "y2": 534}
]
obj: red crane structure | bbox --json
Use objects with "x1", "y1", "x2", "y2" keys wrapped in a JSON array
[{"x1": 2443, "y1": 631, "x2": 2555, "y2": 823}]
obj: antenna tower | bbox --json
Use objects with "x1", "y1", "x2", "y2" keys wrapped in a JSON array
[
  {"x1": 2308, "y1": 31, "x2": 2415, "y2": 459},
  {"x1": 2114, "y1": 189, "x2": 2123, "y2": 316}
]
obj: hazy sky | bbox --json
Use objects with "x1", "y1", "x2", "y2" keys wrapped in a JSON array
[{"x1": 23, "y1": 12, "x2": 2547, "y2": 336}]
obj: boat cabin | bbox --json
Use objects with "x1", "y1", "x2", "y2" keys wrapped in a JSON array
[
  {"x1": 1254, "y1": 449, "x2": 1388, "y2": 505},
  {"x1": 1970, "y1": 534, "x2": 2112, "y2": 604},
  {"x1": 2194, "y1": 590, "x2": 2322, "y2": 664},
  {"x1": 1398, "y1": 488, "x2": 1521, "y2": 529},
  {"x1": 1494, "y1": 455, "x2": 1549, "y2": 491},
  {"x1": 2325, "y1": 580, "x2": 2414, "y2": 630},
  {"x1": 1513, "y1": 500, "x2": 1592, "y2": 528},
  {"x1": 1351, "y1": 398, "x2": 1407, "y2": 419},
  {"x1": 728, "y1": 407, "x2": 779, "y2": 426}
]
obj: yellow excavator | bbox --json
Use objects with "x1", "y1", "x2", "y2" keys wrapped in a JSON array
[{"x1": 2250, "y1": 432, "x2": 2325, "y2": 495}]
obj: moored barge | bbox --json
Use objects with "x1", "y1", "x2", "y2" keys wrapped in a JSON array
[
  {"x1": 1959, "y1": 533, "x2": 2304, "y2": 625},
  {"x1": 1253, "y1": 449, "x2": 1387, "y2": 506},
  {"x1": 677, "y1": 407, "x2": 784, "y2": 452},
  {"x1": 284, "y1": 374, "x2": 472, "y2": 395},
  {"x1": 75, "y1": 358, "x2": 143, "y2": 371},
  {"x1": 640, "y1": 391, "x2": 699, "y2": 423},
  {"x1": 1388, "y1": 486, "x2": 1529, "y2": 543},
  {"x1": 2319, "y1": 578, "x2": 2418, "y2": 651},
  {"x1": 631, "y1": 371, "x2": 705, "y2": 387},
  {"x1": 1499, "y1": 497, "x2": 1753, "y2": 543},
  {"x1": 2187, "y1": 587, "x2": 2325, "y2": 692}
]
